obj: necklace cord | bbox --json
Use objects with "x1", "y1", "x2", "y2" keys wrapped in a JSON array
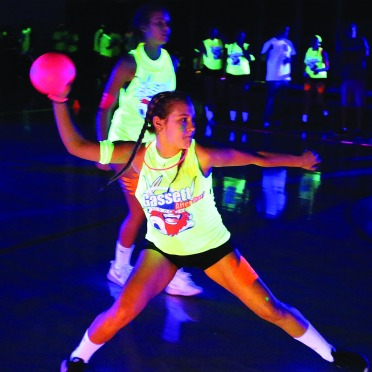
[{"x1": 144, "y1": 148, "x2": 188, "y2": 171}]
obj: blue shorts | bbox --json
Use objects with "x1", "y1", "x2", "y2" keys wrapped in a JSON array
[{"x1": 143, "y1": 239, "x2": 234, "y2": 270}]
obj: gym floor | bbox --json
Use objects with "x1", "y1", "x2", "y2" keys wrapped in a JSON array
[{"x1": 1, "y1": 91, "x2": 372, "y2": 371}]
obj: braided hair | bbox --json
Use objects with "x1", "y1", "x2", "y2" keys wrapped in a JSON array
[{"x1": 106, "y1": 90, "x2": 193, "y2": 187}]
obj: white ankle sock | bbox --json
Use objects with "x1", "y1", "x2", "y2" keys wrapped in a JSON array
[
  {"x1": 114, "y1": 242, "x2": 134, "y2": 267},
  {"x1": 70, "y1": 330, "x2": 105, "y2": 363},
  {"x1": 294, "y1": 323, "x2": 334, "y2": 362}
]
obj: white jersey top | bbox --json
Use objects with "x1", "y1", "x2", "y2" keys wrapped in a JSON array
[
  {"x1": 109, "y1": 42, "x2": 176, "y2": 143},
  {"x1": 261, "y1": 37, "x2": 296, "y2": 81},
  {"x1": 135, "y1": 140, "x2": 231, "y2": 255}
]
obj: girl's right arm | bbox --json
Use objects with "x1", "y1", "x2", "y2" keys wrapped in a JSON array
[
  {"x1": 96, "y1": 54, "x2": 136, "y2": 141},
  {"x1": 52, "y1": 100, "x2": 134, "y2": 165}
]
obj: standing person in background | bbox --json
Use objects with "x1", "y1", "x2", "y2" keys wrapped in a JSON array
[
  {"x1": 51, "y1": 23, "x2": 69, "y2": 53},
  {"x1": 195, "y1": 26, "x2": 225, "y2": 123},
  {"x1": 107, "y1": 27, "x2": 124, "y2": 60},
  {"x1": 17, "y1": 19, "x2": 34, "y2": 109},
  {"x1": 96, "y1": 2, "x2": 202, "y2": 296},
  {"x1": 224, "y1": 29, "x2": 255, "y2": 125},
  {"x1": 91, "y1": 23, "x2": 106, "y2": 86},
  {"x1": 302, "y1": 34, "x2": 330, "y2": 124},
  {"x1": 96, "y1": 25, "x2": 116, "y2": 84},
  {"x1": 64, "y1": 23, "x2": 79, "y2": 62},
  {"x1": 93, "y1": 23, "x2": 105, "y2": 56},
  {"x1": 18, "y1": 19, "x2": 32, "y2": 60},
  {"x1": 337, "y1": 21, "x2": 369, "y2": 137},
  {"x1": 261, "y1": 25, "x2": 296, "y2": 128},
  {"x1": 51, "y1": 22, "x2": 80, "y2": 109},
  {"x1": 0, "y1": 25, "x2": 19, "y2": 111}
]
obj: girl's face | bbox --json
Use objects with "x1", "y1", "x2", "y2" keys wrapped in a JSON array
[
  {"x1": 156, "y1": 101, "x2": 196, "y2": 153},
  {"x1": 144, "y1": 11, "x2": 171, "y2": 45}
]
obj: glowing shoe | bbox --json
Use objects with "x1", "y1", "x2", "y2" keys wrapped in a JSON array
[
  {"x1": 165, "y1": 268, "x2": 203, "y2": 296},
  {"x1": 60, "y1": 357, "x2": 89, "y2": 372},
  {"x1": 106, "y1": 261, "x2": 133, "y2": 286},
  {"x1": 332, "y1": 348, "x2": 369, "y2": 372}
]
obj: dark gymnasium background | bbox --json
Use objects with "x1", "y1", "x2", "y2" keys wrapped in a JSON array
[
  {"x1": 1, "y1": 0, "x2": 372, "y2": 371},
  {"x1": 2, "y1": 0, "x2": 372, "y2": 87}
]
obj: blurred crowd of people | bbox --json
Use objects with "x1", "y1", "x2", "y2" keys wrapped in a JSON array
[
  {"x1": 0, "y1": 17, "x2": 370, "y2": 141},
  {"x1": 193, "y1": 22, "x2": 370, "y2": 140},
  {"x1": 0, "y1": 20, "x2": 136, "y2": 112}
]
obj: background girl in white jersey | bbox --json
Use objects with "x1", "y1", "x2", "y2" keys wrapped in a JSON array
[{"x1": 96, "y1": 2, "x2": 202, "y2": 296}]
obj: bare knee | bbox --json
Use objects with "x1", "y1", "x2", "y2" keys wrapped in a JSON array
[
  {"x1": 255, "y1": 299, "x2": 289, "y2": 325},
  {"x1": 108, "y1": 302, "x2": 139, "y2": 329},
  {"x1": 113, "y1": 307, "x2": 133, "y2": 328},
  {"x1": 89, "y1": 303, "x2": 139, "y2": 343}
]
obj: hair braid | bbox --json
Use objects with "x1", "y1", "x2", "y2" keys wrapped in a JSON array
[
  {"x1": 102, "y1": 90, "x2": 192, "y2": 190},
  {"x1": 104, "y1": 120, "x2": 151, "y2": 188}
]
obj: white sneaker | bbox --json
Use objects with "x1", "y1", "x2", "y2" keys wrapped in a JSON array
[
  {"x1": 107, "y1": 261, "x2": 133, "y2": 286},
  {"x1": 165, "y1": 269, "x2": 203, "y2": 296}
]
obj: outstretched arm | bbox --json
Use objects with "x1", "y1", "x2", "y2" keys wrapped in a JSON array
[
  {"x1": 255, "y1": 150, "x2": 320, "y2": 170},
  {"x1": 196, "y1": 145, "x2": 321, "y2": 175}
]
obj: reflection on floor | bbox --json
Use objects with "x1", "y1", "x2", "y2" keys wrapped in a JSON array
[{"x1": 1, "y1": 107, "x2": 372, "y2": 372}]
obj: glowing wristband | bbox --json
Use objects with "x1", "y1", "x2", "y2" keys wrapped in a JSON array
[
  {"x1": 99, "y1": 92, "x2": 116, "y2": 109},
  {"x1": 48, "y1": 94, "x2": 68, "y2": 103},
  {"x1": 99, "y1": 139, "x2": 114, "y2": 164}
]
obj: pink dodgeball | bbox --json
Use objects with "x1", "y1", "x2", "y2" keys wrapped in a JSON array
[{"x1": 29, "y1": 52, "x2": 76, "y2": 95}]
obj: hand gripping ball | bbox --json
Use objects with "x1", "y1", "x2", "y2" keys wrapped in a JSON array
[{"x1": 29, "y1": 52, "x2": 76, "y2": 95}]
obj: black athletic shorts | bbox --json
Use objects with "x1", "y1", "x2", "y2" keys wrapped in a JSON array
[{"x1": 143, "y1": 239, "x2": 235, "y2": 270}]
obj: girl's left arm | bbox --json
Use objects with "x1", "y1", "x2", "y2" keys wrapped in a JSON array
[{"x1": 196, "y1": 144, "x2": 321, "y2": 173}]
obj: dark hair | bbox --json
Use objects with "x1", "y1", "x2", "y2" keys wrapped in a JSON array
[
  {"x1": 131, "y1": 2, "x2": 170, "y2": 45},
  {"x1": 106, "y1": 91, "x2": 193, "y2": 187}
]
